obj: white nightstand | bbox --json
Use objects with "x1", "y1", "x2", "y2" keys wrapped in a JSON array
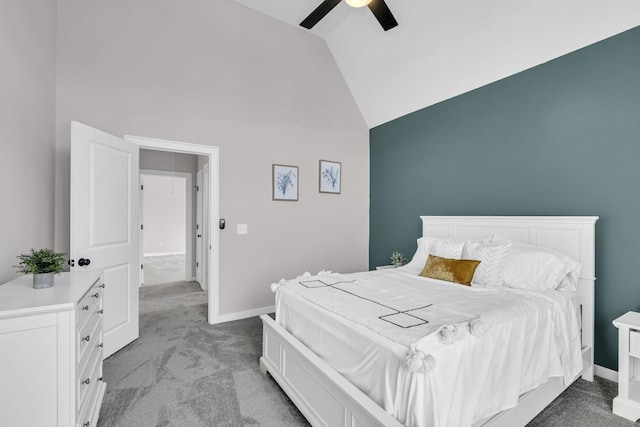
[{"x1": 613, "y1": 311, "x2": 640, "y2": 421}]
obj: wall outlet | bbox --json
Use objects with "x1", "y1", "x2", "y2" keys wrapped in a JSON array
[{"x1": 237, "y1": 224, "x2": 248, "y2": 235}]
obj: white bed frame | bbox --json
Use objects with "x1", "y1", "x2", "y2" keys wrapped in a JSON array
[{"x1": 260, "y1": 216, "x2": 598, "y2": 427}]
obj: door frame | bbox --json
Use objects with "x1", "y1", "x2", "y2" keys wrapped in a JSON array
[
  {"x1": 125, "y1": 135, "x2": 220, "y2": 324},
  {"x1": 202, "y1": 164, "x2": 210, "y2": 291},
  {"x1": 195, "y1": 169, "x2": 204, "y2": 288},
  {"x1": 140, "y1": 169, "x2": 194, "y2": 283}
]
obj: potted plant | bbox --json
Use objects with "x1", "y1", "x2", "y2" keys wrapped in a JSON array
[
  {"x1": 15, "y1": 248, "x2": 67, "y2": 289},
  {"x1": 390, "y1": 251, "x2": 407, "y2": 267}
]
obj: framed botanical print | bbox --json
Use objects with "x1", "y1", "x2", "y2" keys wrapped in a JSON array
[
  {"x1": 273, "y1": 164, "x2": 298, "y2": 201},
  {"x1": 319, "y1": 160, "x2": 341, "y2": 194}
]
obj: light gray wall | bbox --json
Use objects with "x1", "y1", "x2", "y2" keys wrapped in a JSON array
[
  {"x1": 140, "y1": 149, "x2": 198, "y2": 175},
  {"x1": 197, "y1": 155, "x2": 208, "y2": 171},
  {"x1": 0, "y1": 0, "x2": 57, "y2": 284},
  {"x1": 140, "y1": 149, "x2": 198, "y2": 278},
  {"x1": 54, "y1": 0, "x2": 369, "y2": 315},
  {"x1": 142, "y1": 175, "x2": 187, "y2": 255}
]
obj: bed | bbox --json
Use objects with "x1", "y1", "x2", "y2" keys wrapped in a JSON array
[{"x1": 260, "y1": 216, "x2": 598, "y2": 427}]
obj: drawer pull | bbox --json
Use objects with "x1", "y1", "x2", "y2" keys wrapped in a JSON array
[
  {"x1": 99, "y1": 283, "x2": 105, "y2": 288},
  {"x1": 92, "y1": 293, "x2": 99, "y2": 298},
  {"x1": 98, "y1": 309, "x2": 104, "y2": 315},
  {"x1": 98, "y1": 376, "x2": 103, "y2": 381},
  {"x1": 82, "y1": 335, "x2": 90, "y2": 342},
  {"x1": 81, "y1": 305, "x2": 89, "y2": 311},
  {"x1": 81, "y1": 378, "x2": 91, "y2": 385},
  {"x1": 84, "y1": 422, "x2": 90, "y2": 427}
]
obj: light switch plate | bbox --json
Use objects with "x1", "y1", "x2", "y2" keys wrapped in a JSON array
[{"x1": 237, "y1": 224, "x2": 248, "y2": 235}]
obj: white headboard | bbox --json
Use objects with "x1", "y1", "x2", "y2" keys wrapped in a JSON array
[{"x1": 420, "y1": 215, "x2": 599, "y2": 380}]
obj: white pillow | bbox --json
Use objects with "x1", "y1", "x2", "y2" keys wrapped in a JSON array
[
  {"x1": 556, "y1": 274, "x2": 578, "y2": 292},
  {"x1": 406, "y1": 237, "x2": 433, "y2": 270},
  {"x1": 463, "y1": 241, "x2": 511, "y2": 287},
  {"x1": 431, "y1": 238, "x2": 465, "y2": 260},
  {"x1": 406, "y1": 237, "x2": 465, "y2": 271},
  {"x1": 484, "y1": 236, "x2": 580, "y2": 291}
]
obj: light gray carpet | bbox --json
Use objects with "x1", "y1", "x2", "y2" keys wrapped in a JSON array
[
  {"x1": 98, "y1": 281, "x2": 308, "y2": 426},
  {"x1": 142, "y1": 254, "x2": 187, "y2": 285},
  {"x1": 528, "y1": 376, "x2": 638, "y2": 426},
  {"x1": 98, "y1": 280, "x2": 637, "y2": 426}
]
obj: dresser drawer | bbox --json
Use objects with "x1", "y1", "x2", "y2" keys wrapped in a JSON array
[
  {"x1": 78, "y1": 391, "x2": 95, "y2": 427},
  {"x1": 76, "y1": 295, "x2": 99, "y2": 331},
  {"x1": 78, "y1": 341, "x2": 102, "y2": 414},
  {"x1": 78, "y1": 404, "x2": 94, "y2": 427},
  {"x1": 77, "y1": 282, "x2": 102, "y2": 330},
  {"x1": 78, "y1": 316, "x2": 102, "y2": 374},
  {"x1": 78, "y1": 373, "x2": 106, "y2": 427}
]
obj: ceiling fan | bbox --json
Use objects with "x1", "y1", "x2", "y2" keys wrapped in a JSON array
[{"x1": 300, "y1": 0, "x2": 398, "y2": 32}]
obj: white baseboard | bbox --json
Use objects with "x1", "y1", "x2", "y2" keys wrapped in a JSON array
[
  {"x1": 594, "y1": 364, "x2": 618, "y2": 382},
  {"x1": 215, "y1": 305, "x2": 275, "y2": 324},
  {"x1": 143, "y1": 252, "x2": 186, "y2": 257}
]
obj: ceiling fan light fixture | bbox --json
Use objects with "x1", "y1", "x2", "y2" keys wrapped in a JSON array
[
  {"x1": 345, "y1": 0, "x2": 372, "y2": 8},
  {"x1": 300, "y1": 0, "x2": 397, "y2": 31}
]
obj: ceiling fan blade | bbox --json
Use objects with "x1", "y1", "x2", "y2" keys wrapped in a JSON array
[
  {"x1": 368, "y1": 0, "x2": 398, "y2": 31},
  {"x1": 300, "y1": 0, "x2": 342, "y2": 29}
]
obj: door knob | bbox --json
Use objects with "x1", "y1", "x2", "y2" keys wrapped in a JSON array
[{"x1": 78, "y1": 258, "x2": 91, "y2": 267}]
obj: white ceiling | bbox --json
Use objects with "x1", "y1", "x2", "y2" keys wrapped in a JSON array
[
  {"x1": 233, "y1": 0, "x2": 353, "y2": 38},
  {"x1": 234, "y1": 0, "x2": 640, "y2": 128}
]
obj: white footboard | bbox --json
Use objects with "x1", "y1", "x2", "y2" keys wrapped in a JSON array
[
  {"x1": 262, "y1": 314, "x2": 592, "y2": 427},
  {"x1": 260, "y1": 314, "x2": 403, "y2": 427}
]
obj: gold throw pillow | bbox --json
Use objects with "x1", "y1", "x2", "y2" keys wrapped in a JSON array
[{"x1": 419, "y1": 254, "x2": 481, "y2": 286}]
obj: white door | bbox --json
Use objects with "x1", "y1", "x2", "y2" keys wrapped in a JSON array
[
  {"x1": 70, "y1": 121, "x2": 140, "y2": 358},
  {"x1": 195, "y1": 170, "x2": 203, "y2": 288}
]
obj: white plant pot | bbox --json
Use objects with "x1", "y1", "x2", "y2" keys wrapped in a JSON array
[{"x1": 33, "y1": 272, "x2": 54, "y2": 289}]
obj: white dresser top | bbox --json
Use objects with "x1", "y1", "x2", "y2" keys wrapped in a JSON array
[{"x1": 0, "y1": 271, "x2": 102, "y2": 318}]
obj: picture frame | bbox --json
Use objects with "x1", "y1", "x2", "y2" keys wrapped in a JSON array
[
  {"x1": 272, "y1": 164, "x2": 298, "y2": 201},
  {"x1": 319, "y1": 160, "x2": 341, "y2": 194}
]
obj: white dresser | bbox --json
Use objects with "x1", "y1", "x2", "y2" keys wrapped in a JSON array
[
  {"x1": 0, "y1": 271, "x2": 107, "y2": 427},
  {"x1": 613, "y1": 311, "x2": 640, "y2": 421}
]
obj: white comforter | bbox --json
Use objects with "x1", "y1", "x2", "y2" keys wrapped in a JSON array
[{"x1": 275, "y1": 267, "x2": 582, "y2": 427}]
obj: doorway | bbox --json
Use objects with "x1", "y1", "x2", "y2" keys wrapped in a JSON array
[
  {"x1": 126, "y1": 135, "x2": 220, "y2": 324},
  {"x1": 140, "y1": 170, "x2": 193, "y2": 285}
]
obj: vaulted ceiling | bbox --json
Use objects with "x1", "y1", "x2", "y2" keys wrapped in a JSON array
[{"x1": 234, "y1": 0, "x2": 640, "y2": 128}]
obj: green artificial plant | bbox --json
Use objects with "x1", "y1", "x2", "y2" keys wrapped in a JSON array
[
  {"x1": 390, "y1": 251, "x2": 407, "y2": 266},
  {"x1": 15, "y1": 248, "x2": 67, "y2": 275}
]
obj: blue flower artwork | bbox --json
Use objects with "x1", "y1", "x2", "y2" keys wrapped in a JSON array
[
  {"x1": 319, "y1": 160, "x2": 341, "y2": 194},
  {"x1": 277, "y1": 170, "x2": 295, "y2": 195},
  {"x1": 273, "y1": 165, "x2": 298, "y2": 201}
]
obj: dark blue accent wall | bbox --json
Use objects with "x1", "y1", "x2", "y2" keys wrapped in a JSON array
[{"x1": 370, "y1": 26, "x2": 640, "y2": 370}]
